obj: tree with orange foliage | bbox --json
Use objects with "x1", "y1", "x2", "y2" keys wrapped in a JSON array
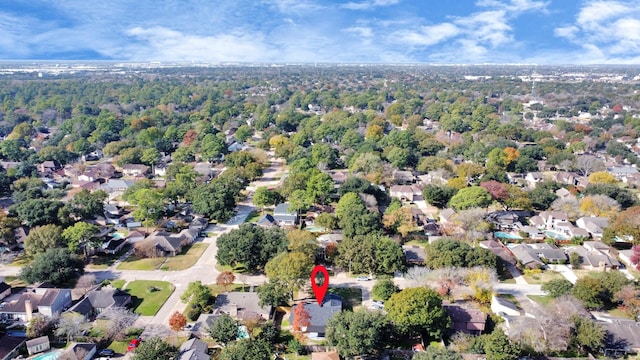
[
  {"x1": 216, "y1": 271, "x2": 236, "y2": 291},
  {"x1": 182, "y1": 129, "x2": 198, "y2": 146},
  {"x1": 503, "y1": 147, "x2": 520, "y2": 164},
  {"x1": 169, "y1": 311, "x2": 187, "y2": 332},
  {"x1": 292, "y1": 303, "x2": 311, "y2": 342}
]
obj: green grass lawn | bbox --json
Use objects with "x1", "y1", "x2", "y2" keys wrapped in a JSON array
[
  {"x1": 126, "y1": 280, "x2": 175, "y2": 316},
  {"x1": 108, "y1": 328, "x2": 144, "y2": 353},
  {"x1": 607, "y1": 307, "x2": 630, "y2": 319},
  {"x1": 244, "y1": 209, "x2": 272, "y2": 223},
  {"x1": 161, "y1": 243, "x2": 209, "y2": 271},
  {"x1": 117, "y1": 255, "x2": 165, "y2": 271},
  {"x1": 328, "y1": 287, "x2": 362, "y2": 311},
  {"x1": 498, "y1": 294, "x2": 522, "y2": 310},
  {"x1": 110, "y1": 279, "x2": 127, "y2": 289},
  {"x1": 522, "y1": 271, "x2": 565, "y2": 284},
  {"x1": 527, "y1": 294, "x2": 553, "y2": 307}
]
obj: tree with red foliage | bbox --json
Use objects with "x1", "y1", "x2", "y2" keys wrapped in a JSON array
[
  {"x1": 612, "y1": 206, "x2": 640, "y2": 245},
  {"x1": 612, "y1": 103, "x2": 623, "y2": 113},
  {"x1": 630, "y1": 245, "x2": 640, "y2": 271},
  {"x1": 169, "y1": 311, "x2": 187, "y2": 332},
  {"x1": 292, "y1": 303, "x2": 311, "y2": 342},
  {"x1": 480, "y1": 180, "x2": 509, "y2": 201},
  {"x1": 216, "y1": 271, "x2": 236, "y2": 291}
]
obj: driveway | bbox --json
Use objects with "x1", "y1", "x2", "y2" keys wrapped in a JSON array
[{"x1": 547, "y1": 264, "x2": 578, "y2": 284}]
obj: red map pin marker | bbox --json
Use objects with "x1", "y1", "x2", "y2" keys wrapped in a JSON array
[{"x1": 310, "y1": 265, "x2": 329, "y2": 306}]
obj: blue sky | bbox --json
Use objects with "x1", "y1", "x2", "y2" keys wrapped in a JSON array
[{"x1": 1, "y1": 0, "x2": 639, "y2": 64}]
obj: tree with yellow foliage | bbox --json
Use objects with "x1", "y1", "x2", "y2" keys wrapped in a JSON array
[
  {"x1": 588, "y1": 171, "x2": 618, "y2": 184},
  {"x1": 365, "y1": 124, "x2": 384, "y2": 141},
  {"x1": 447, "y1": 177, "x2": 467, "y2": 190},
  {"x1": 579, "y1": 195, "x2": 620, "y2": 218}
]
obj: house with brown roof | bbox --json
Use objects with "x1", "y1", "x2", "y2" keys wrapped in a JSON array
[
  {"x1": 138, "y1": 228, "x2": 199, "y2": 257},
  {"x1": 0, "y1": 285, "x2": 72, "y2": 322},
  {"x1": 68, "y1": 287, "x2": 132, "y2": 319},
  {"x1": 121, "y1": 164, "x2": 149, "y2": 177},
  {"x1": 443, "y1": 301, "x2": 487, "y2": 335},
  {"x1": 0, "y1": 333, "x2": 26, "y2": 360}
]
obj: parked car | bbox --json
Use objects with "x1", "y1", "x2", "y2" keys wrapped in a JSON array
[
  {"x1": 127, "y1": 338, "x2": 142, "y2": 351},
  {"x1": 98, "y1": 349, "x2": 115, "y2": 357},
  {"x1": 357, "y1": 276, "x2": 371, "y2": 281}
]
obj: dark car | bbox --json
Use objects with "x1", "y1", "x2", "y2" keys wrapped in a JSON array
[{"x1": 98, "y1": 349, "x2": 115, "y2": 357}]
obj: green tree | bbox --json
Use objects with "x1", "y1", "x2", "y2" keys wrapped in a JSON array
[
  {"x1": 414, "y1": 346, "x2": 463, "y2": 360},
  {"x1": 574, "y1": 317, "x2": 605, "y2": 355},
  {"x1": 484, "y1": 330, "x2": 520, "y2": 360},
  {"x1": 448, "y1": 186, "x2": 492, "y2": 210},
  {"x1": 326, "y1": 309, "x2": 392, "y2": 358},
  {"x1": 132, "y1": 337, "x2": 178, "y2": 360},
  {"x1": 24, "y1": 224, "x2": 65, "y2": 258},
  {"x1": 336, "y1": 235, "x2": 404, "y2": 275},
  {"x1": 425, "y1": 239, "x2": 497, "y2": 269},
  {"x1": 191, "y1": 179, "x2": 239, "y2": 222},
  {"x1": 372, "y1": 278, "x2": 399, "y2": 301},
  {"x1": 306, "y1": 172, "x2": 334, "y2": 205},
  {"x1": 257, "y1": 279, "x2": 290, "y2": 310},
  {"x1": 128, "y1": 188, "x2": 165, "y2": 223},
  {"x1": 216, "y1": 224, "x2": 288, "y2": 272},
  {"x1": 252, "y1": 186, "x2": 281, "y2": 212},
  {"x1": 385, "y1": 287, "x2": 450, "y2": 342},
  {"x1": 265, "y1": 251, "x2": 314, "y2": 295},
  {"x1": 542, "y1": 279, "x2": 574, "y2": 298},
  {"x1": 423, "y1": 185, "x2": 458, "y2": 209},
  {"x1": 180, "y1": 281, "x2": 212, "y2": 310},
  {"x1": 286, "y1": 230, "x2": 318, "y2": 259},
  {"x1": 12, "y1": 198, "x2": 66, "y2": 227},
  {"x1": 208, "y1": 313, "x2": 238, "y2": 347},
  {"x1": 218, "y1": 339, "x2": 271, "y2": 360},
  {"x1": 68, "y1": 189, "x2": 108, "y2": 220},
  {"x1": 140, "y1": 148, "x2": 161, "y2": 167},
  {"x1": 21, "y1": 248, "x2": 84, "y2": 286},
  {"x1": 62, "y1": 222, "x2": 100, "y2": 255},
  {"x1": 315, "y1": 212, "x2": 338, "y2": 230}
]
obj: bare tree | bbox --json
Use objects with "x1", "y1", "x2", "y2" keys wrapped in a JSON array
[
  {"x1": 56, "y1": 313, "x2": 89, "y2": 343},
  {"x1": 551, "y1": 197, "x2": 583, "y2": 221},
  {"x1": 452, "y1": 208, "x2": 491, "y2": 241},
  {"x1": 100, "y1": 307, "x2": 138, "y2": 341},
  {"x1": 509, "y1": 295, "x2": 588, "y2": 353},
  {"x1": 404, "y1": 266, "x2": 432, "y2": 286},
  {"x1": 576, "y1": 155, "x2": 604, "y2": 177}
]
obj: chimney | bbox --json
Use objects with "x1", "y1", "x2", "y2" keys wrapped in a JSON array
[
  {"x1": 25, "y1": 299, "x2": 33, "y2": 322},
  {"x1": 229, "y1": 303, "x2": 238, "y2": 318}
]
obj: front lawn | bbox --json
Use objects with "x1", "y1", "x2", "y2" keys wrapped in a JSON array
[
  {"x1": 88, "y1": 246, "x2": 131, "y2": 269},
  {"x1": 117, "y1": 255, "x2": 165, "y2": 271},
  {"x1": 527, "y1": 294, "x2": 553, "y2": 307},
  {"x1": 522, "y1": 271, "x2": 565, "y2": 284},
  {"x1": 161, "y1": 243, "x2": 209, "y2": 271},
  {"x1": 126, "y1": 280, "x2": 175, "y2": 316},
  {"x1": 328, "y1": 287, "x2": 362, "y2": 311}
]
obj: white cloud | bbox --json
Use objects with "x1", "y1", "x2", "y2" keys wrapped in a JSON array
[
  {"x1": 124, "y1": 26, "x2": 277, "y2": 62},
  {"x1": 341, "y1": 0, "x2": 400, "y2": 10},
  {"x1": 476, "y1": 0, "x2": 549, "y2": 13},
  {"x1": 554, "y1": 0, "x2": 640, "y2": 63},
  {"x1": 396, "y1": 23, "x2": 459, "y2": 46}
]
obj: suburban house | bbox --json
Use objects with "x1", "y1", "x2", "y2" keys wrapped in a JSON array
[
  {"x1": 255, "y1": 213, "x2": 276, "y2": 228},
  {"x1": 555, "y1": 187, "x2": 576, "y2": 200},
  {"x1": 566, "y1": 245, "x2": 620, "y2": 270},
  {"x1": 138, "y1": 228, "x2": 199, "y2": 257},
  {"x1": 0, "y1": 282, "x2": 10, "y2": 300},
  {"x1": 403, "y1": 245, "x2": 427, "y2": 266},
  {"x1": 479, "y1": 240, "x2": 516, "y2": 265},
  {"x1": 62, "y1": 342, "x2": 96, "y2": 360},
  {"x1": 0, "y1": 286, "x2": 72, "y2": 321},
  {"x1": 443, "y1": 301, "x2": 487, "y2": 335},
  {"x1": 121, "y1": 164, "x2": 149, "y2": 177},
  {"x1": 289, "y1": 294, "x2": 342, "y2": 340},
  {"x1": 103, "y1": 238, "x2": 127, "y2": 254},
  {"x1": 39, "y1": 160, "x2": 61, "y2": 176},
  {"x1": 389, "y1": 185, "x2": 421, "y2": 202},
  {"x1": 602, "y1": 318, "x2": 640, "y2": 354},
  {"x1": 214, "y1": 291, "x2": 272, "y2": 321},
  {"x1": 576, "y1": 217, "x2": 609, "y2": 239},
  {"x1": 68, "y1": 287, "x2": 132, "y2": 319},
  {"x1": 439, "y1": 208, "x2": 456, "y2": 224},
  {"x1": 179, "y1": 338, "x2": 209, "y2": 360},
  {"x1": 273, "y1": 203, "x2": 298, "y2": 226},
  {"x1": 392, "y1": 170, "x2": 417, "y2": 185},
  {"x1": 101, "y1": 179, "x2": 136, "y2": 193},
  {"x1": 509, "y1": 243, "x2": 566, "y2": 269},
  {"x1": 26, "y1": 336, "x2": 50, "y2": 355},
  {"x1": 525, "y1": 172, "x2": 544, "y2": 187},
  {"x1": 0, "y1": 333, "x2": 26, "y2": 360},
  {"x1": 536, "y1": 211, "x2": 569, "y2": 229}
]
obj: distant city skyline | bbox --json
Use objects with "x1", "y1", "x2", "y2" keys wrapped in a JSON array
[{"x1": 1, "y1": 1, "x2": 639, "y2": 64}]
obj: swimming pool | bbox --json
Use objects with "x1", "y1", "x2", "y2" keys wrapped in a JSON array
[
  {"x1": 111, "y1": 233, "x2": 124, "y2": 239},
  {"x1": 237, "y1": 325, "x2": 249, "y2": 339},
  {"x1": 494, "y1": 231, "x2": 523, "y2": 240},
  {"x1": 544, "y1": 230, "x2": 570, "y2": 241},
  {"x1": 32, "y1": 351, "x2": 61, "y2": 360}
]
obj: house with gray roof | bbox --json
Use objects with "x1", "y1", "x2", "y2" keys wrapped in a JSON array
[
  {"x1": 255, "y1": 213, "x2": 276, "y2": 228},
  {"x1": 576, "y1": 217, "x2": 609, "y2": 239},
  {"x1": 566, "y1": 244, "x2": 620, "y2": 270},
  {"x1": 0, "y1": 285, "x2": 71, "y2": 321},
  {"x1": 26, "y1": 336, "x2": 50, "y2": 355},
  {"x1": 273, "y1": 203, "x2": 298, "y2": 226},
  {"x1": 62, "y1": 342, "x2": 96, "y2": 360},
  {"x1": 289, "y1": 294, "x2": 342, "y2": 340},
  {"x1": 214, "y1": 291, "x2": 272, "y2": 321},
  {"x1": 138, "y1": 228, "x2": 199, "y2": 257},
  {"x1": 67, "y1": 287, "x2": 131, "y2": 319},
  {"x1": 179, "y1": 338, "x2": 209, "y2": 360}
]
